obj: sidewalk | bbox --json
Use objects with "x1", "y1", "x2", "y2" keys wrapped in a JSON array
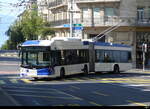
[
  {"x1": 127, "y1": 68, "x2": 150, "y2": 73},
  {"x1": 0, "y1": 71, "x2": 19, "y2": 76}
]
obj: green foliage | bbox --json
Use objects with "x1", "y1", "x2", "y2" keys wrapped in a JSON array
[
  {"x1": 40, "y1": 27, "x2": 55, "y2": 39},
  {"x1": 1, "y1": 3, "x2": 55, "y2": 50}
]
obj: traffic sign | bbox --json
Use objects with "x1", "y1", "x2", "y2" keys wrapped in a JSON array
[
  {"x1": 73, "y1": 27, "x2": 83, "y2": 30},
  {"x1": 73, "y1": 24, "x2": 83, "y2": 27},
  {"x1": 63, "y1": 24, "x2": 70, "y2": 27},
  {"x1": 64, "y1": 24, "x2": 83, "y2": 27}
]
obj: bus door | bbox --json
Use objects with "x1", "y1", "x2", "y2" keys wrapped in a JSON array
[{"x1": 89, "y1": 43, "x2": 95, "y2": 72}]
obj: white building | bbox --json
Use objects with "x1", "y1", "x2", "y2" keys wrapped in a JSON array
[{"x1": 37, "y1": 0, "x2": 150, "y2": 68}]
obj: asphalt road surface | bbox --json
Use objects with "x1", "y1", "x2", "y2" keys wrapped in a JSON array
[{"x1": 1, "y1": 57, "x2": 150, "y2": 106}]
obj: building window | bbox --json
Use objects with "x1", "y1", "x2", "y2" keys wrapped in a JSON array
[
  {"x1": 105, "y1": 8, "x2": 116, "y2": 16},
  {"x1": 82, "y1": 8, "x2": 90, "y2": 19},
  {"x1": 137, "y1": 8, "x2": 144, "y2": 21},
  {"x1": 93, "y1": 8, "x2": 100, "y2": 18}
]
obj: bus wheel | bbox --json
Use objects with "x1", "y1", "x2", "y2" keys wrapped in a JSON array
[
  {"x1": 83, "y1": 65, "x2": 88, "y2": 75},
  {"x1": 33, "y1": 77, "x2": 38, "y2": 80},
  {"x1": 60, "y1": 68, "x2": 65, "y2": 79},
  {"x1": 113, "y1": 65, "x2": 120, "y2": 73}
]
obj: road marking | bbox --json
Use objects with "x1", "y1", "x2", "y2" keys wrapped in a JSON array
[
  {"x1": 142, "y1": 89, "x2": 150, "y2": 91},
  {"x1": 123, "y1": 84, "x2": 150, "y2": 87},
  {"x1": 67, "y1": 78, "x2": 80, "y2": 81},
  {"x1": 98, "y1": 80, "x2": 126, "y2": 83},
  {"x1": 0, "y1": 80, "x2": 5, "y2": 84},
  {"x1": 68, "y1": 104, "x2": 80, "y2": 106},
  {"x1": 89, "y1": 101, "x2": 102, "y2": 106},
  {"x1": 57, "y1": 105, "x2": 64, "y2": 106},
  {"x1": 76, "y1": 79, "x2": 85, "y2": 82},
  {"x1": 0, "y1": 87, "x2": 21, "y2": 106},
  {"x1": 9, "y1": 79, "x2": 18, "y2": 84},
  {"x1": 20, "y1": 79, "x2": 32, "y2": 83},
  {"x1": 70, "y1": 86, "x2": 80, "y2": 90},
  {"x1": 89, "y1": 78, "x2": 97, "y2": 81},
  {"x1": 36, "y1": 81, "x2": 45, "y2": 83},
  {"x1": 69, "y1": 89, "x2": 75, "y2": 92},
  {"x1": 81, "y1": 77, "x2": 90, "y2": 80},
  {"x1": 98, "y1": 78, "x2": 150, "y2": 84},
  {"x1": 127, "y1": 100, "x2": 147, "y2": 106},
  {"x1": 33, "y1": 100, "x2": 40, "y2": 106},
  {"x1": 6, "y1": 89, "x2": 62, "y2": 94},
  {"x1": 93, "y1": 91, "x2": 109, "y2": 97},
  {"x1": 2, "y1": 86, "x2": 59, "y2": 91},
  {"x1": 57, "y1": 90, "x2": 83, "y2": 101},
  {"x1": 10, "y1": 93, "x2": 79, "y2": 100}
]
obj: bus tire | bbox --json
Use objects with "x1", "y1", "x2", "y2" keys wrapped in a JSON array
[
  {"x1": 33, "y1": 77, "x2": 38, "y2": 80},
  {"x1": 83, "y1": 65, "x2": 88, "y2": 75},
  {"x1": 60, "y1": 68, "x2": 65, "y2": 79},
  {"x1": 113, "y1": 65, "x2": 120, "y2": 73}
]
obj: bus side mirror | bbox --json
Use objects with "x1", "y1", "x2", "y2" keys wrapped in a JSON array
[{"x1": 17, "y1": 44, "x2": 21, "y2": 50}]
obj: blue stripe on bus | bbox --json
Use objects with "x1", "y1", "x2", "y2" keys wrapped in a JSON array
[
  {"x1": 22, "y1": 40, "x2": 40, "y2": 46},
  {"x1": 83, "y1": 41, "x2": 131, "y2": 48},
  {"x1": 37, "y1": 68, "x2": 54, "y2": 75}
]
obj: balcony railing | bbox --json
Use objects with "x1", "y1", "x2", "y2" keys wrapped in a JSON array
[
  {"x1": 48, "y1": 0, "x2": 67, "y2": 8},
  {"x1": 135, "y1": 18, "x2": 150, "y2": 27},
  {"x1": 76, "y1": 0, "x2": 120, "y2": 3},
  {"x1": 49, "y1": 16, "x2": 135, "y2": 27},
  {"x1": 48, "y1": 0, "x2": 120, "y2": 8}
]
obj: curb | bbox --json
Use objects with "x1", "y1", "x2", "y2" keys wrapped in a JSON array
[{"x1": 127, "y1": 69, "x2": 150, "y2": 73}]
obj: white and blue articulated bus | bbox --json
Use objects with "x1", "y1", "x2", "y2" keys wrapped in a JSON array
[{"x1": 19, "y1": 37, "x2": 132, "y2": 79}]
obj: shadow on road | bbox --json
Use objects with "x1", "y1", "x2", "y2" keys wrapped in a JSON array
[
  {"x1": 0, "y1": 57, "x2": 20, "y2": 62},
  {"x1": 31, "y1": 71, "x2": 150, "y2": 82}
]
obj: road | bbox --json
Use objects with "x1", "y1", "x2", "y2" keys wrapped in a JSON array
[{"x1": 1, "y1": 57, "x2": 150, "y2": 106}]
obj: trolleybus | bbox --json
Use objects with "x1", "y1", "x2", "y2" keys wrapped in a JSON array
[{"x1": 19, "y1": 37, "x2": 132, "y2": 79}]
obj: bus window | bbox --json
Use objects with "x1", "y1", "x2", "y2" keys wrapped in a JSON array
[
  {"x1": 96, "y1": 50, "x2": 105, "y2": 63},
  {"x1": 28, "y1": 52, "x2": 37, "y2": 66},
  {"x1": 104, "y1": 51, "x2": 113, "y2": 63},
  {"x1": 65, "y1": 50, "x2": 78, "y2": 65},
  {"x1": 128, "y1": 52, "x2": 132, "y2": 62},
  {"x1": 22, "y1": 52, "x2": 27, "y2": 65},
  {"x1": 79, "y1": 50, "x2": 89, "y2": 63},
  {"x1": 104, "y1": 52, "x2": 110, "y2": 63},
  {"x1": 51, "y1": 51, "x2": 61, "y2": 66},
  {"x1": 120, "y1": 51, "x2": 128, "y2": 63},
  {"x1": 113, "y1": 51, "x2": 121, "y2": 63}
]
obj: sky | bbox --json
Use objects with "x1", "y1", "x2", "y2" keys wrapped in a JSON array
[{"x1": 0, "y1": 0, "x2": 26, "y2": 47}]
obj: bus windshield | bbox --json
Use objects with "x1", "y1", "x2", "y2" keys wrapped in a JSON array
[{"x1": 22, "y1": 51, "x2": 51, "y2": 68}]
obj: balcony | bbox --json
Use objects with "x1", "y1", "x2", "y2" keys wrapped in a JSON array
[
  {"x1": 135, "y1": 18, "x2": 150, "y2": 27},
  {"x1": 49, "y1": 16, "x2": 135, "y2": 28},
  {"x1": 76, "y1": 0, "x2": 120, "y2": 3},
  {"x1": 48, "y1": 0, "x2": 67, "y2": 9}
]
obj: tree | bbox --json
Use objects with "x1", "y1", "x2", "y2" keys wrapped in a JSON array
[
  {"x1": 21, "y1": 4, "x2": 44, "y2": 40},
  {"x1": 1, "y1": 3, "x2": 55, "y2": 50}
]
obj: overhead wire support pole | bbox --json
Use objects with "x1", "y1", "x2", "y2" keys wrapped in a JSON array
[
  {"x1": 143, "y1": 48, "x2": 145, "y2": 71},
  {"x1": 142, "y1": 43, "x2": 147, "y2": 71},
  {"x1": 69, "y1": 0, "x2": 74, "y2": 37}
]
